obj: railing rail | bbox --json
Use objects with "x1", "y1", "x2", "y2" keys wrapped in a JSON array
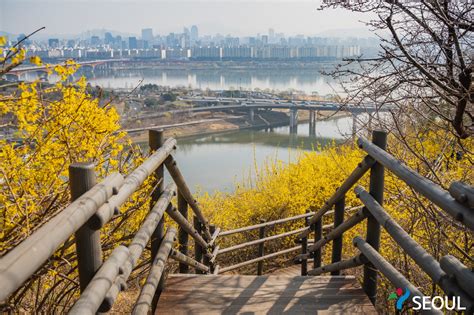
[
  {"x1": 215, "y1": 207, "x2": 360, "y2": 274},
  {"x1": 2, "y1": 128, "x2": 473, "y2": 314},
  {"x1": 0, "y1": 173, "x2": 124, "y2": 302},
  {"x1": 0, "y1": 129, "x2": 218, "y2": 315},
  {"x1": 294, "y1": 130, "x2": 474, "y2": 313},
  {"x1": 357, "y1": 136, "x2": 474, "y2": 230}
]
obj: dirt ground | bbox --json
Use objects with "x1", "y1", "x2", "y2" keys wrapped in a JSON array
[{"x1": 125, "y1": 110, "x2": 349, "y2": 143}]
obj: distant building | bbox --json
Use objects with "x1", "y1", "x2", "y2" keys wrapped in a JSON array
[
  {"x1": 268, "y1": 28, "x2": 275, "y2": 43},
  {"x1": 191, "y1": 46, "x2": 221, "y2": 60},
  {"x1": 17, "y1": 33, "x2": 30, "y2": 45},
  {"x1": 104, "y1": 32, "x2": 114, "y2": 44},
  {"x1": 129, "y1": 37, "x2": 138, "y2": 49},
  {"x1": 141, "y1": 28, "x2": 154, "y2": 42},
  {"x1": 190, "y1": 25, "x2": 198, "y2": 45},
  {"x1": 48, "y1": 38, "x2": 59, "y2": 48},
  {"x1": 90, "y1": 36, "x2": 100, "y2": 46},
  {"x1": 222, "y1": 46, "x2": 252, "y2": 59},
  {"x1": 66, "y1": 39, "x2": 76, "y2": 48}
]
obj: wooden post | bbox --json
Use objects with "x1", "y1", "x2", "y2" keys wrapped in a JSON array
[
  {"x1": 331, "y1": 195, "x2": 345, "y2": 275},
  {"x1": 363, "y1": 130, "x2": 387, "y2": 304},
  {"x1": 301, "y1": 211, "x2": 309, "y2": 276},
  {"x1": 313, "y1": 220, "x2": 322, "y2": 269},
  {"x1": 257, "y1": 219, "x2": 265, "y2": 275},
  {"x1": 178, "y1": 191, "x2": 189, "y2": 273},
  {"x1": 194, "y1": 215, "x2": 204, "y2": 274},
  {"x1": 149, "y1": 129, "x2": 165, "y2": 311},
  {"x1": 69, "y1": 163, "x2": 102, "y2": 293},
  {"x1": 203, "y1": 225, "x2": 216, "y2": 273}
]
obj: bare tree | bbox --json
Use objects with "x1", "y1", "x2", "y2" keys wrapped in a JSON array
[{"x1": 323, "y1": 0, "x2": 473, "y2": 140}]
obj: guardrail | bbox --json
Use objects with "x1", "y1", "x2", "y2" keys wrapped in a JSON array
[
  {"x1": 0, "y1": 130, "x2": 218, "y2": 314},
  {"x1": 2, "y1": 129, "x2": 472, "y2": 314},
  {"x1": 214, "y1": 206, "x2": 361, "y2": 274},
  {"x1": 294, "y1": 130, "x2": 474, "y2": 314}
]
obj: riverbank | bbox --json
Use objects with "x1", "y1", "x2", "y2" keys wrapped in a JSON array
[{"x1": 126, "y1": 109, "x2": 350, "y2": 143}]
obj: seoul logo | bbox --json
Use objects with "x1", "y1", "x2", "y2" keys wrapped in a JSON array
[
  {"x1": 388, "y1": 288, "x2": 411, "y2": 310},
  {"x1": 388, "y1": 287, "x2": 466, "y2": 311}
]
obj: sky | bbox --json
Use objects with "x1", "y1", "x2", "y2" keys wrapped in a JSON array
[{"x1": 0, "y1": 0, "x2": 376, "y2": 38}]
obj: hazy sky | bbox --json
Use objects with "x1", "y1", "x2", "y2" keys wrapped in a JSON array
[{"x1": 0, "y1": 0, "x2": 376, "y2": 37}]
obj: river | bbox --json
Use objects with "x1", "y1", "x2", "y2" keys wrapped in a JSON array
[
  {"x1": 74, "y1": 65, "x2": 353, "y2": 193},
  {"x1": 148, "y1": 117, "x2": 354, "y2": 194},
  {"x1": 84, "y1": 65, "x2": 340, "y2": 95}
]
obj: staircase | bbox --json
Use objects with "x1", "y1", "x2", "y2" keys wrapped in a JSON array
[
  {"x1": 157, "y1": 275, "x2": 376, "y2": 314},
  {"x1": 2, "y1": 130, "x2": 473, "y2": 314}
]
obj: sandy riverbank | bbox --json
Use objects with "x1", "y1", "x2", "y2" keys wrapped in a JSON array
[{"x1": 125, "y1": 109, "x2": 350, "y2": 143}]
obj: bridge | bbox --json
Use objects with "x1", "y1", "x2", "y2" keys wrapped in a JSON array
[
  {"x1": 2, "y1": 59, "x2": 129, "y2": 81},
  {"x1": 134, "y1": 98, "x2": 392, "y2": 136},
  {"x1": 1, "y1": 130, "x2": 473, "y2": 314}
]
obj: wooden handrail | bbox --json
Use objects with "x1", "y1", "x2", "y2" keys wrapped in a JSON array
[
  {"x1": 308, "y1": 254, "x2": 367, "y2": 276},
  {"x1": 69, "y1": 246, "x2": 130, "y2": 315},
  {"x1": 101, "y1": 183, "x2": 176, "y2": 311},
  {"x1": 220, "y1": 206, "x2": 362, "y2": 237},
  {"x1": 353, "y1": 237, "x2": 443, "y2": 315},
  {"x1": 220, "y1": 246, "x2": 301, "y2": 273},
  {"x1": 358, "y1": 136, "x2": 474, "y2": 231},
  {"x1": 169, "y1": 248, "x2": 210, "y2": 273},
  {"x1": 0, "y1": 173, "x2": 123, "y2": 302},
  {"x1": 355, "y1": 185, "x2": 472, "y2": 306},
  {"x1": 440, "y1": 255, "x2": 474, "y2": 298},
  {"x1": 219, "y1": 227, "x2": 307, "y2": 255},
  {"x1": 299, "y1": 156, "x2": 375, "y2": 239},
  {"x1": 164, "y1": 155, "x2": 213, "y2": 241},
  {"x1": 166, "y1": 205, "x2": 209, "y2": 249},
  {"x1": 132, "y1": 227, "x2": 176, "y2": 315},
  {"x1": 449, "y1": 181, "x2": 474, "y2": 209},
  {"x1": 296, "y1": 208, "x2": 368, "y2": 261},
  {"x1": 92, "y1": 138, "x2": 177, "y2": 229}
]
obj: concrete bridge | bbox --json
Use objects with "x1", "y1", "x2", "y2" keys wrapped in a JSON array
[
  {"x1": 168, "y1": 98, "x2": 392, "y2": 135},
  {"x1": 3, "y1": 59, "x2": 129, "y2": 81}
]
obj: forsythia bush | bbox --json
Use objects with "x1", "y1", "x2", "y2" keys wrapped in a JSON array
[
  {"x1": 0, "y1": 38, "x2": 153, "y2": 312},
  {"x1": 200, "y1": 131, "x2": 472, "y2": 313}
]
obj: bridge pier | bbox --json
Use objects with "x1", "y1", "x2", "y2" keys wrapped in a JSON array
[
  {"x1": 249, "y1": 108, "x2": 255, "y2": 123},
  {"x1": 289, "y1": 108, "x2": 298, "y2": 134},
  {"x1": 309, "y1": 110, "x2": 316, "y2": 136},
  {"x1": 352, "y1": 113, "x2": 358, "y2": 139}
]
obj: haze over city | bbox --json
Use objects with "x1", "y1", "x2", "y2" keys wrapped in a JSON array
[{"x1": 1, "y1": 0, "x2": 377, "y2": 38}]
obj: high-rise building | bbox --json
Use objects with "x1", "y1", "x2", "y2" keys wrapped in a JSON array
[
  {"x1": 104, "y1": 32, "x2": 114, "y2": 44},
  {"x1": 48, "y1": 38, "x2": 59, "y2": 48},
  {"x1": 268, "y1": 28, "x2": 275, "y2": 43},
  {"x1": 141, "y1": 28, "x2": 154, "y2": 42},
  {"x1": 17, "y1": 34, "x2": 30, "y2": 45},
  {"x1": 90, "y1": 36, "x2": 100, "y2": 46},
  {"x1": 129, "y1": 37, "x2": 138, "y2": 49},
  {"x1": 190, "y1": 25, "x2": 199, "y2": 45}
]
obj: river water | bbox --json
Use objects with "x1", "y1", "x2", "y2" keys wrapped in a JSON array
[
  {"x1": 158, "y1": 118, "x2": 354, "y2": 193},
  {"x1": 85, "y1": 65, "x2": 339, "y2": 95},
  {"x1": 82, "y1": 66, "x2": 354, "y2": 193}
]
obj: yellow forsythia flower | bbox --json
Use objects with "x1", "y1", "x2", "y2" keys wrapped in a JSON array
[
  {"x1": 29, "y1": 55, "x2": 42, "y2": 66},
  {"x1": 0, "y1": 36, "x2": 6, "y2": 46}
]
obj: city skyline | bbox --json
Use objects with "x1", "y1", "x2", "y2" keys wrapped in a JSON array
[{"x1": 0, "y1": 0, "x2": 378, "y2": 39}]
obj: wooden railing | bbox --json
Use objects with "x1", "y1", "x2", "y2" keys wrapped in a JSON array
[
  {"x1": 214, "y1": 206, "x2": 361, "y2": 275},
  {"x1": 1, "y1": 129, "x2": 473, "y2": 314},
  {"x1": 0, "y1": 130, "x2": 219, "y2": 314},
  {"x1": 293, "y1": 130, "x2": 474, "y2": 314}
]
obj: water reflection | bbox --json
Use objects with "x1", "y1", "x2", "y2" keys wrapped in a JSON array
[
  {"x1": 152, "y1": 116, "x2": 354, "y2": 194},
  {"x1": 81, "y1": 67, "x2": 338, "y2": 94}
]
